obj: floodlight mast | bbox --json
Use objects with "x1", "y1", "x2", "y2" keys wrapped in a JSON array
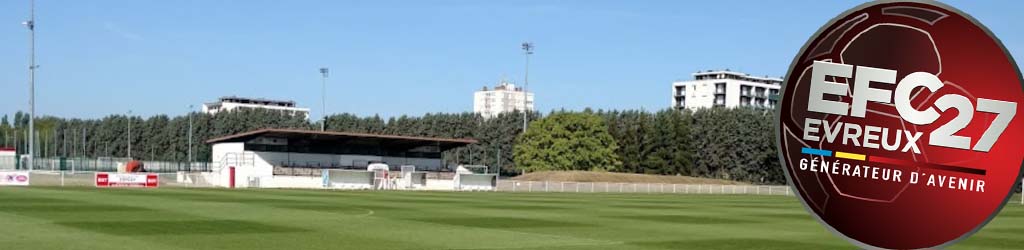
[
  {"x1": 521, "y1": 42, "x2": 534, "y2": 132},
  {"x1": 25, "y1": 0, "x2": 36, "y2": 171},
  {"x1": 127, "y1": 110, "x2": 132, "y2": 159},
  {"x1": 320, "y1": 67, "x2": 329, "y2": 131},
  {"x1": 188, "y1": 105, "x2": 194, "y2": 168}
]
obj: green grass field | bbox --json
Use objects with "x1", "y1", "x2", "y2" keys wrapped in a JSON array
[{"x1": 0, "y1": 187, "x2": 1021, "y2": 250}]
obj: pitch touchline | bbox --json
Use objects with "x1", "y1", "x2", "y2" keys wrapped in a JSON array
[{"x1": 800, "y1": 147, "x2": 986, "y2": 176}]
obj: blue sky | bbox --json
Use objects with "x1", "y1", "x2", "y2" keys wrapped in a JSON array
[{"x1": 0, "y1": 0, "x2": 1021, "y2": 119}]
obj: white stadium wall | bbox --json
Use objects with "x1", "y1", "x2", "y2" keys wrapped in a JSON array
[{"x1": 211, "y1": 142, "x2": 244, "y2": 164}]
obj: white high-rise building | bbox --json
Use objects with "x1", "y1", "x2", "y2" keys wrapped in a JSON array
[
  {"x1": 203, "y1": 96, "x2": 311, "y2": 118},
  {"x1": 473, "y1": 80, "x2": 535, "y2": 118},
  {"x1": 672, "y1": 70, "x2": 782, "y2": 111}
]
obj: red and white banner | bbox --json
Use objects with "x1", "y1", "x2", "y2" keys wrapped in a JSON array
[
  {"x1": 95, "y1": 172, "x2": 158, "y2": 188},
  {"x1": 0, "y1": 171, "x2": 30, "y2": 186}
]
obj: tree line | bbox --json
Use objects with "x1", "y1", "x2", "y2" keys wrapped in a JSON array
[
  {"x1": 0, "y1": 107, "x2": 784, "y2": 184},
  {"x1": 514, "y1": 108, "x2": 782, "y2": 184}
]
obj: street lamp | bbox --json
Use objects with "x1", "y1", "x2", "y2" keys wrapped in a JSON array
[
  {"x1": 320, "y1": 67, "x2": 329, "y2": 131},
  {"x1": 521, "y1": 42, "x2": 534, "y2": 131}
]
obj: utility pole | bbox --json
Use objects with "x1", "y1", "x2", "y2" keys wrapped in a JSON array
[
  {"x1": 320, "y1": 67, "x2": 329, "y2": 131},
  {"x1": 24, "y1": 0, "x2": 36, "y2": 171},
  {"x1": 520, "y1": 42, "x2": 534, "y2": 131}
]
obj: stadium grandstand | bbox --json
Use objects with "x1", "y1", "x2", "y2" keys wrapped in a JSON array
[{"x1": 204, "y1": 128, "x2": 493, "y2": 190}]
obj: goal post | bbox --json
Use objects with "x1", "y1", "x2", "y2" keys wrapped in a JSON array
[
  {"x1": 400, "y1": 165, "x2": 426, "y2": 189},
  {"x1": 322, "y1": 169, "x2": 374, "y2": 190}
]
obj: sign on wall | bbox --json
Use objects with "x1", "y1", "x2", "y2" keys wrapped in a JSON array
[
  {"x1": 0, "y1": 171, "x2": 30, "y2": 186},
  {"x1": 95, "y1": 172, "x2": 159, "y2": 188},
  {"x1": 776, "y1": 1, "x2": 1024, "y2": 249}
]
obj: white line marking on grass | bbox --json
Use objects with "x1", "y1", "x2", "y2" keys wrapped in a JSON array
[{"x1": 357, "y1": 208, "x2": 375, "y2": 217}]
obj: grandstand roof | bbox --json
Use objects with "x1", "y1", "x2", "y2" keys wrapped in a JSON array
[{"x1": 205, "y1": 128, "x2": 477, "y2": 151}]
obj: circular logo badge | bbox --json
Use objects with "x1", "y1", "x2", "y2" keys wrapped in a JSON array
[{"x1": 776, "y1": 1, "x2": 1024, "y2": 249}]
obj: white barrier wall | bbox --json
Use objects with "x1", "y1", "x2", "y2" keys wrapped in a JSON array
[
  {"x1": 257, "y1": 175, "x2": 322, "y2": 189},
  {"x1": 323, "y1": 170, "x2": 375, "y2": 190},
  {"x1": 424, "y1": 179, "x2": 455, "y2": 191}
]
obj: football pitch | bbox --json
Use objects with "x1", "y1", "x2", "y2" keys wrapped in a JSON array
[{"x1": 0, "y1": 187, "x2": 1021, "y2": 250}]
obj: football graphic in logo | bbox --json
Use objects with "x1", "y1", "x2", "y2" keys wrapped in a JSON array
[{"x1": 776, "y1": 1, "x2": 1024, "y2": 249}]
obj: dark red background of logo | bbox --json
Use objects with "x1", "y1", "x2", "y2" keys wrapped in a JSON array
[{"x1": 777, "y1": 1, "x2": 1024, "y2": 249}]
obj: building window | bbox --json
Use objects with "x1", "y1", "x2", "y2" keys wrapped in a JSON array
[{"x1": 715, "y1": 82, "x2": 726, "y2": 94}]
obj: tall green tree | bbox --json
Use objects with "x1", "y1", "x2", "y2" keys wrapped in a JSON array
[{"x1": 514, "y1": 112, "x2": 621, "y2": 172}]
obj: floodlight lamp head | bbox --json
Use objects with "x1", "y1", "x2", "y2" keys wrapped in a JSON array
[{"x1": 521, "y1": 42, "x2": 534, "y2": 55}]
